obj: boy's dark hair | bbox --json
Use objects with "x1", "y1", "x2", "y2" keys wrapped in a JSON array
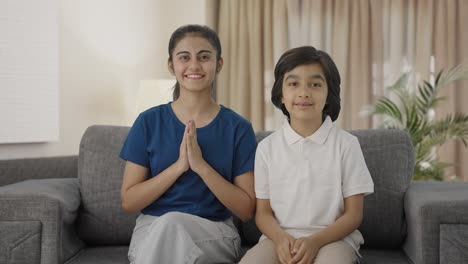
[
  {"x1": 168, "y1": 24, "x2": 222, "y2": 100},
  {"x1": 271, "y1": 46, "x2": 341, "y2": 121}
]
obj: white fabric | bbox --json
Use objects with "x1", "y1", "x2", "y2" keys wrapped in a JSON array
[
  {"x1": 128, "y1": 212, "x2": 240, "y2": 264},
  {"x1": 254, "y1": 116, "x2": 374, "y2": 252}
]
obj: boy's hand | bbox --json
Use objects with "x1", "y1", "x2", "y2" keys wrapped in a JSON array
[
  {"x1": 275, "y1": 233, "x2": 296, "y2": 264},
  {"x1": 290, "y1": 236, "x2": 320, "y2": 264}
]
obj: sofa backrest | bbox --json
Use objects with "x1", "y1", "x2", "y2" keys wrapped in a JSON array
[
  {"x1": 77, "y1": 125, "x2": 135, "y2": 246},
  {"x1": 77, "y1": 126, "x2": 414, "y2": 248},
  {"x1": 242, "y1": 129, "x2": 415, "y2": 249},
  {"x1": 353, "y1": 129, "x2": 414, "y2": 248}
]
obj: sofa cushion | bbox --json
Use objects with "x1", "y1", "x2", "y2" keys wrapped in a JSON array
[
  {"x1": 359, "y1": 249, "x2": 410, "y2": 263},
  {"x1": 64, "y1": 246, "x2": 129, "y2": 264},
  {"x1": 351, "y1": 129, "x2": 413, "y2": 248},
  {"x1": 77, "y1": 125, "x2": 136, "y2": 246}
]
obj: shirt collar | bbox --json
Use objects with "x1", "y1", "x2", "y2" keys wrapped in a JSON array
[{"x1": 283, "y1": 116, "x2": 333, "y2": 145}]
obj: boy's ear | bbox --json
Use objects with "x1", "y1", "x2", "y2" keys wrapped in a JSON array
[
  {"x1": 168, "y1": 60, "x2": 175, "y2": 75},
  {"x1": 216, "y1": 57, "x2": 224, "y2": 73}
]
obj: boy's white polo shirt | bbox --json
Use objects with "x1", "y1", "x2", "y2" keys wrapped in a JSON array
[{"x1": 254, "y1": 116, "x2": 374, "y2": 252}]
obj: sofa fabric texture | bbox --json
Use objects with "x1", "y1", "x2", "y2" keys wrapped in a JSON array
[
  {"x1": 0, "y1": 178, "x2": 84, "y2": 263},
  {"x1": 403, "y1": 182, "x2": 468, "y2": 264},
  {"x1": 77, "y1": 126, "x2": 136, "y2": 246},
  {"x1": 1, "y1": 124, "x2": 468, "y2": 264},
  {"x1": 0, "y1": 156, "x2": 77, "y2": 186}
]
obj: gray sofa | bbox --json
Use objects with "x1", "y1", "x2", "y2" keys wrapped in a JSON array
[{"x1": 1, "y1": 125, "x2": 467, "y2": 264}]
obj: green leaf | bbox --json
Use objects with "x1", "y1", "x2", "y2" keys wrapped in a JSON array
[{"x1": 363, "y1": 63, "x2": 468, "y2": 180}]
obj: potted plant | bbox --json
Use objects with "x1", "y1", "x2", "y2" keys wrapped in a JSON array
[{"x1": 366, "y1": 64, "x2": 468, "y2": 180}]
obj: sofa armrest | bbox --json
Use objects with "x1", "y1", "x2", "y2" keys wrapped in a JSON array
[
  {"x1": 403, "y1": 181, "x2": 468, "y2": 264},
  {"x1": 0, "y1": 178, "x2": 84, "y2": 264},
  {"x1": 0, "y1": 156, "x2": 78, "y2": 187}
]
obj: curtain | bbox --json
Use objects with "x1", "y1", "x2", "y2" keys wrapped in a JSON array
[
  {"x1": 433, "y1": 0, "x2": 468, "y2": 181},
  {"x1": 216, "y1": 0, "x2": 288, "y2": 131}
]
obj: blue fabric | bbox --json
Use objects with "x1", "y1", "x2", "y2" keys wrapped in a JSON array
[{"x1": 120, "y1": 103, "x2": 256, "y2": 221}]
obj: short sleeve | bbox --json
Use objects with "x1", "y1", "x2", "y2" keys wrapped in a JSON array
[
  {"x1": 232, "y1": 123, "x2": 256, "y2": 177},
  {"x1": 341, "y1": 137, "x2": 374, "y2": 198},
  {"x1": 254, "y1": 145, "x2": 270, "y2": 199},
  {"x1": 119, "y1": 115, "x2": 150, "y2": 168}
]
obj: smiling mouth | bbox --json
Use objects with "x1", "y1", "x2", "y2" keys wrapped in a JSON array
[{"x1": 185, "y1": 74, "x2": 204, "y2": 79}]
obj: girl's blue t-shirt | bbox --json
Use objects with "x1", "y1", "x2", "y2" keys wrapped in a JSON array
[{"x1": 119, "y1": 103, "x2": 256, "y2": 221}]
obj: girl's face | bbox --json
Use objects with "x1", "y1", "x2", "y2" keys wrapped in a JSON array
[
  {"x1": 169, "y1": 35, "x2": 222, "y2": 94},
  {"x1": 281, "y1": 63, "x2": 328, "y2": 124}
]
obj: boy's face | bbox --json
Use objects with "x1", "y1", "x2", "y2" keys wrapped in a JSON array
[{"x1": 281, "y1": 63, "x2": 328, "y2": 124}]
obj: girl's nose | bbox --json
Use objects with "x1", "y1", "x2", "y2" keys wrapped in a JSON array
[{"x1": 189, "y1": 59, "x2": 201, "y2": 70}]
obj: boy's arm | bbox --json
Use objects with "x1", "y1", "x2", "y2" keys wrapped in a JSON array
[
  {"x1": 291, "y1": 194, "x2": 364, "y2": 262},
  {"x1": 256, "y1": 199, "x2": 288, "y2": 243},
  {"x1": 312, "y1": 193, "x2": 363, "y2": 245},
  {"x1": 256, "y1": 199, "x2": 295, "y2": 263}
]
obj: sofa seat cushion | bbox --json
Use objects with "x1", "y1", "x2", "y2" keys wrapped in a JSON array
[
  {"x1": 66, "y1": 246, "x2": 244, "y2": 264},
  {"x1": 65, "y1": 246, "x2": 129, "y2": 264},
  {"x1": 360, "y1": 248, "x2": 410, "y2": 263}
]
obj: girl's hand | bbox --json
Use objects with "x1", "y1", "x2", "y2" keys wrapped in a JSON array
[
  {"x1": 176, "y1": 123, "x2": 190, "y2": 174},
  {"x1": 289, "y1": 236, "x2": 320, "y2": 264},
  {"x1": 186, "y1": 120, "x2": 206, "y2": 173},
  {"x1": 275, "y1": 233, "x2": 296, "y2": 264}
]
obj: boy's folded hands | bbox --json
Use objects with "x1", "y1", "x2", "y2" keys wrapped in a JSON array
[
  {"x1": 290, "y1": 236, "x2": 320, "y2": 264},
  {"x1": 275, "y1": 233, "x2": 296, "y2": 264},
  {"x1": 274, "y1": 234, "x2": 321, "y2": 264}
]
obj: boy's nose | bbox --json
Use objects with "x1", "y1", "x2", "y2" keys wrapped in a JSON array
[{"x1": 298, "y1": 87, "x2": 309, "y2": 97}]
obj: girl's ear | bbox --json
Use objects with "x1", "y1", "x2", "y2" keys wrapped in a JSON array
[
  {"x1": 168, "y1": 60, "x2": 175, "y2": 75},
  {"x1": 216, "y1": 57, "x2": 224, "y2": 73}
]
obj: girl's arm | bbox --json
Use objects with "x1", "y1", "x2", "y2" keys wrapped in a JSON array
[
  {"x1": 256, "y1": 199, "x2": 295, "y2": 264},
  {"x1": 186, "y1": 120, "x2": 255, "y2": 222},
  {"x1": 194, "y1": 164, "x2": 255, "y2": 222},
  {"x1": 291, "y1": 194, "x2": 364, "y2": 263},
  {"x1": 120, "y1": 125, "x2": 190, "y2": 214},
  {"x1": 120, "y1": 160, "x2": 186, "y2": 214}
]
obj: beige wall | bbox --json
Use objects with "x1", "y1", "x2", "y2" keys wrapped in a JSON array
[{"x1": 0, "y1": 0, "x2": 215, "y2": 159}]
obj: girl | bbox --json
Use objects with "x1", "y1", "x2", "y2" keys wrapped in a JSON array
[
  {"x1": 119, "y1": 25, "x2": 256, "y2": 264},
  {"x1": 240, "y1": 46, "x2": 374, "y2": 264}
]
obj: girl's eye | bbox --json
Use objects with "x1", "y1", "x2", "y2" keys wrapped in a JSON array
[
  {"x1": 288, "y1": 82, "x2": 298, "y2": 87},
  {"x1": 199, "y1": 54, "x2": 210, "y2": 61},
  {"x1": 312, "y1": 83, "x2": 322, "y2": 87}
]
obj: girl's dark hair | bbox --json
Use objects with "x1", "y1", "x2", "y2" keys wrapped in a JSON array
[
  {"x1": 168, "y1": 24, "x2": 222, "y2": 100},
  {"x1": 271, "y1": 46, "x2": 341, "y2": 121}
]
